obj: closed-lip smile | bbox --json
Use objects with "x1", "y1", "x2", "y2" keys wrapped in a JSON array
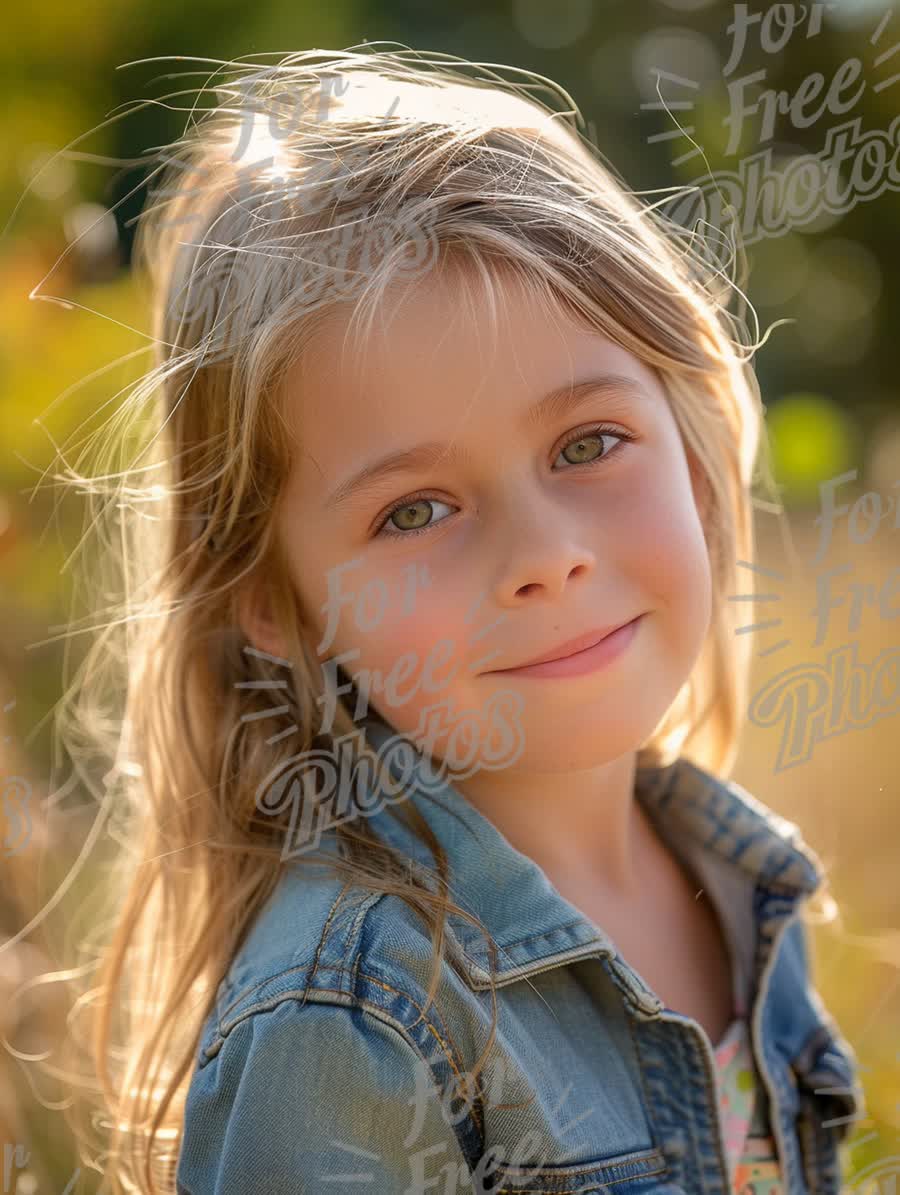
[{"x1": 485, "y1": 618, "x2": 641, "y2": 673}]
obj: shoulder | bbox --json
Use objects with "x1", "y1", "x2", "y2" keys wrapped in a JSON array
[
  {"x1": 179, "y1": 950, "x2": 482, "y2": 1193},
  {"x1": 179, "y1": 862, "x2": 488, "y2": 1192},
  {"x1": 195, "y1": 857, "x2": 483, "y2": 1072}
]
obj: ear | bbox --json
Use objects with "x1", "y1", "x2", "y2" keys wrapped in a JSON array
[{"x1": 237, "y1": 575, "x2": 288, "y2": 661}]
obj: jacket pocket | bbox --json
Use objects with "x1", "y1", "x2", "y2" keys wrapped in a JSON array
[{"x1": 485, "y1": 1145, "x2": 684, "y2": 1193}]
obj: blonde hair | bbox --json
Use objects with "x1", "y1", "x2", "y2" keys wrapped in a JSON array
[{"x1": 53, "y1": 45, "x2": 782, "y2": 1192}]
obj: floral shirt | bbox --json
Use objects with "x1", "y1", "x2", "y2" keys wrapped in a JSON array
[
  {"x1": 676, "y1": 812, "x2": 789, "y2": 1194},
  {"x1": 714, "y1": 1016, "x2": 786, "y2": 1194}
]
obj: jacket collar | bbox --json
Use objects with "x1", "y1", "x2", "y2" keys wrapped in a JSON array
[{"x1": 360, "y1": 718, "x2": 826, "y2": 989}]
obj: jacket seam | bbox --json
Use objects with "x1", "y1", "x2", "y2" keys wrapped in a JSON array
[
  {"x1": 213, "y1": 882, "x2": 355, "y2": 1027},
  {"x1": 360, "y1": 958, "x2": 475, "y2": 1104},
  {"x1": 497, "y1": 1156, "x2": 669, "y2": 1193},
  {"x1": 204, "y1": 966, "x2": 482, "y2": 1138},
  {"x1": 200, "y1": 981, "x2": 483, "y2": 1176},
  {"x1": 454, "y1": 917, "x2": 602, "y2": 975},
  {"x1": 623, "y1": 1012, "x2": 656, "y2": 1136},
  {"x1": 305, "y1": 878, "x2": 358, "y2": 997},
  {"x1": 358, "y1": 967, "x2": 484, "y2": 1139},
  {"x1": 302, "y1": 882, "x2": 386, "y2": 1008},
  {"x1": 213, "y1": 883, "x2": 385, "y2": 1030},
  {"x1": 342, "y1": 891, "x2": 472, "y2": 1095}
]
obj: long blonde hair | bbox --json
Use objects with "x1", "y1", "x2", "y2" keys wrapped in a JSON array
[{"x1": 53, "y1": 45, "x2": 779, "y2": 1192}]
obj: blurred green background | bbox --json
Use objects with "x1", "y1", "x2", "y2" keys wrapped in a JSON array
[{"x1": 1, "y1": 0, "x2": 898, "y2": 1188}]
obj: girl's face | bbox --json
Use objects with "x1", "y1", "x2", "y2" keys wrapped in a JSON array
[{"x1": 266, "y1": 264, "x2": 712, "y2": 777}]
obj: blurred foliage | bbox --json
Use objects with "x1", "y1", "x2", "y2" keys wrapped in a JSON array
[{"x1": 1, "y1": 0, "x2": 898, "y2": 1188}]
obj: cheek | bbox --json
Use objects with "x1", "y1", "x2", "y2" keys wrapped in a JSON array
[
  {"x1": 321, "y1": 569, "x2": 478, "y2": 731},
  {"x1": 303, "y1": 554, "x2": 429, "y2": 652},
  {"x1": 372, "y1": 595, "x2": 474, "y2": 682},
  {"x1": 621, "y1": 473, "x2": 712, "y2": 615}
]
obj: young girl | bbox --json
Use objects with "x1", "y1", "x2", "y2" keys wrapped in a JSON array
[{"x1": 68, "y1": 46, "x2": 866, "y2": 1195}]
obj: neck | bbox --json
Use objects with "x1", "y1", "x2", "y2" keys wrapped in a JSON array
[{"x1": 451, "y1": 749, "x2": 645, "y2": 901}]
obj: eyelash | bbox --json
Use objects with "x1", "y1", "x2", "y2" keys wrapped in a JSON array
[{"x1": 372, "y1": 423, "x2": 633, "y2": 540}]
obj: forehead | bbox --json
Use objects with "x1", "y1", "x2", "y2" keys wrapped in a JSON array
[{"x1": 280, "y1": 262, "x2": 665, "y2": 477}]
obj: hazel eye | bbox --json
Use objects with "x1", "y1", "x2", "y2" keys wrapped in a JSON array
[
  {"x1": 378, "y1": 497, "x2": 455, "y2": 538},
  {"x1": 554, "y1": 430, "x2": 623, "y2": 468}
]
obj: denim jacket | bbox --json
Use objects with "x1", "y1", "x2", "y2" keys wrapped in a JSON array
[{"x1": 176, "y1": 719, "x2": 865, "y2": 1194}]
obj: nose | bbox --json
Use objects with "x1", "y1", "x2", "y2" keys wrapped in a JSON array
[
  {"x1": 507, "y1": 559, "x2": 592, "y2": 603},
  {"x1": 501, "y1": 557, "x2": 594, "y2": 604},
  {"x1": 490, "y1": 496, "x2": 597, "y2": 606}
]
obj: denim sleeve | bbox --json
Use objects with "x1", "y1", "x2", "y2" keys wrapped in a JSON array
[{"x1": 176, "y1": 997, "x2": 476, "y2": 1194}]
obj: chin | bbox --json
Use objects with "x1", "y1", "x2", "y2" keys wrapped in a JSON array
[{"x1": 498, "y1": 719, "x2": 650, "y2": 775}]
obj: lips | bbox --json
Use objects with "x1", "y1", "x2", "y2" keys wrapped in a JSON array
[{"x1": 485, "y1": 619, "x2": 638, "y2": 672}]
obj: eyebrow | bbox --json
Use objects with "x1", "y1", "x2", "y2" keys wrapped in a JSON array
[{"x1": 324, "y1": 374, "x2": 650, "y2": 512}]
